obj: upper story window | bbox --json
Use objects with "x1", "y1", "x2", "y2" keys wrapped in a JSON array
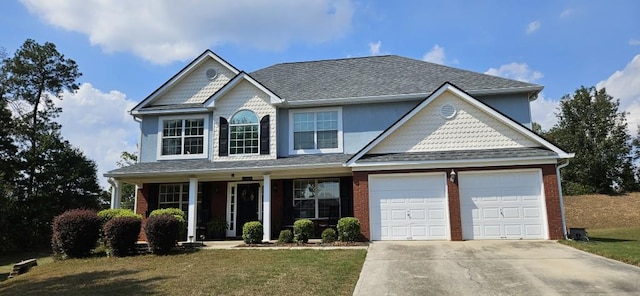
[
  {"x1": 289, "y1": 107, "x2": 343, "y2": 154},
  {"x1": 230, "y1": 110, "x2": 259, "y2": 155},
  {"x1": 219, "y1": 111, "x2": 270, "y2": 157},
  {"x1": 158, "y1": 115, "x2": 209, "y2": 160}
]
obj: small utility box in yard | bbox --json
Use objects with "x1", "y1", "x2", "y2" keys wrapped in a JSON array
[
  {"x1": 8, "y1": 258, "x2": 38, "y2": 278},
  {"x1": 569, "y1": 228, "x2": 589, "y2": 241}
]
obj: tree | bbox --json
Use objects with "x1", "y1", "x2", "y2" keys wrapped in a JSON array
[
  {"x1": 2, "y1": 39, "x2": 81, "y2": 200},
  {"x1": 0, "y1": 39, "x2": 100, "y2": 250},
  {"x1": 545, "y1": 86, "x2": 637, "y2": 194}
]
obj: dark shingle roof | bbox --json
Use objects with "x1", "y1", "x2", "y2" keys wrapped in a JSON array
[
  {"x1": 105, "y1": 154, "x2": 352, "y2": 177},
  {"x1": 356, "y1": 147, "x2": 556, "y2": 163},
  {"x1": 250, "y1": 55, "x2": 542, "y2": 102}
]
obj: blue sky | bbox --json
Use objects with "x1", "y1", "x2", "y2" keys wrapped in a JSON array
[{"x1": 1, "y1": 0, "x2": 639, "y2": 188}]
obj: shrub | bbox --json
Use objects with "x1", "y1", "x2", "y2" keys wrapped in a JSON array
[
  {"x1": 337, "y1": 217, "x2": 361, "y2": 242},
  {"x1": 103, "y1": 216, "x2": 142, "y2": 257},
  {"x1": 51, "y1": 209, "x2": 101, "y2": 259},
  {"x1": 145, "y1": 214, "x2": 180, "y2": 255},
  {"x1": 150, "y1": 208, "x2": 186, "y2": 240},
  {"x1": 242, "y1": 221, "x2": 263, "y2": 244},
  {"x1": 321, "y1": 228, "x2": 337, "y2": 243},
  {"x1": 97, "y1": 208, "x2": 141, "y2": 223},
  {"x1": 278, "y1": 229, "x2": 294, "y2": 243},
  {"x1": 293, "y1": 219, "x2": 314, "y2": 243}
]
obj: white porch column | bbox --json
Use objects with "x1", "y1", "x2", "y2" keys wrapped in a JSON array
[
  {"x1": 263, "y1": 174, "x2": 272, "y2": 242},
  {"x1": 187, "y1": 178, "x2": 198, "y2": 243},
  {"x1": 110, "y1": 179, "x2": 122, "y2": 209}
]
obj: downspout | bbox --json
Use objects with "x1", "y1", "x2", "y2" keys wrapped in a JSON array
[{"x1": 556, "y1": 160, "x2": 570, "y2": 239}]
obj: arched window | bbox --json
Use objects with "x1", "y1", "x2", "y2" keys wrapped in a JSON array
[{"x1": 229, "y1": 110, "x2": 259, "y2": 154}]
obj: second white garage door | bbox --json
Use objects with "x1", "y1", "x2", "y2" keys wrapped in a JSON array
[
  {"x1": 459, "y1": 169, "x2": 547, "y2": 240},
  {"x1": 369, "y1": 173, "x2": 449, "y2": 240}
]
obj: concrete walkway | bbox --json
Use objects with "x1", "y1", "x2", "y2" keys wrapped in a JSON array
[{"x1": 353, "y1": 241, "x2": 640, "y2": 296}]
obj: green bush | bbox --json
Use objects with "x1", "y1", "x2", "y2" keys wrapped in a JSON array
[
  {"x1": 337, "y1": 217, "x2": 360, "y2": 242},
  {"x1": 51, "y1": 209, "x2": 101, "y2": 259},
  {"x1": 97, "y1": 208, "x2": 141, "y2": 223},
  {"x1": 103, "y1": 216, "x2": 141, "y2": 257},
  {"x1": 206, "y1": 217, "x2": 228, "y2": 239},
  {"x1": 278, "y1": 229, "x2": 293, "y2": 243},
  {"x1": 321, "y1": 228, "x2": 337, "y2": 243},
  {"x1": 242, "y1": 221, "x2": 263, "y2": 244},
  {"x1": 293, "y1": 219, "x2": 314, "y2": 243},
  {"x1": 145, "y1": 214, "x2": 180, "y2": 255}
]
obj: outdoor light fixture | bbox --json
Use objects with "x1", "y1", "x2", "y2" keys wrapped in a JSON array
[{"x1": 449, "y1": 170, "x2": 456, "y2": 183}]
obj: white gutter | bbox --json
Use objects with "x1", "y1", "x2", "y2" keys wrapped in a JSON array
[{"x1": 556, "y1": 160, "x2": 570, "y2": 239}]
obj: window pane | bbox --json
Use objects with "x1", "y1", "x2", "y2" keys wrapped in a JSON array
[
  {"x1": 318, "y1": 199, "x2": 340, "y2": 218},
  {"x1": 184, "y1": 119, "x2": 204, "y2": 136},
  {"x1": 317, "y1": 111, "x2": 337, "y2": 131},
  {"x1": 317, "y1": 180, "x2": 340, "y2": 198},
  {"x1": 163, "y1": 120, "x2": 182, "y2": 137},
  {"x1": 294, "y1": 200, "x2": 315, "y2": 218},
  {"x1": 317, "y1": 130, "x2": 338, "y2": 149},
  {"x1": 230, "y1": 124, "x2": 258, "y2": 155},
  {"x1": 294, "y1": 180, "x2": 315, "y2": 199},
  {"x1": 162, "y1": 138, "x2": 182, "y2": 155},
  {"x1": 294, "y1": 131, "x2": 314, "y2": 149},
  {"x1": 293, "y1": 113, "x2": 314, "y2": 132},
  {"x1": 184, "y1": 137, "x2": 203, "y2": 154},
  {"x1": 230, "y1": 110, "x2": 258, "y2": 124}
]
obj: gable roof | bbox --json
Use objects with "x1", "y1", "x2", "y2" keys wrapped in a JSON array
[
  {"x1": 346, "y1": 82, "x2": 573, "y2": 166},
  {"x1": 203, "y1": 72, "x2": 283, "y2": 108},
  {"x1": 131, "y1": 50, "x2": 240, "y2": 113},
  {"x1": 250, "y1": 55, "x2": 543, "y2": 105}
]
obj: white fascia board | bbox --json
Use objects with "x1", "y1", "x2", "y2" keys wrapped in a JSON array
[
  {"x1": 132, "y1": 51, "x2": 240, "y2": 112},
  {"x1": 131, "y1": 107, "x2": 209, "y2": 117},
  {"x1": 103, "y1": 163, "x2": 347, "y2": 179},
  {"x1": 349, "y1": 156, "x2": 560, "y2": 171},
  {"x1": 203, "y1": 73, "x2": 284, "y2": 109}
]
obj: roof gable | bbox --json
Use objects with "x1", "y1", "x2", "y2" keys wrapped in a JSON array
[
  {"x1": 132, "y1": 50, "x2": 240, "y2": 113},
  {"x1": 203, "y1": 72, "x2": 283, "y2": 108},
  {"x1": 347, "y1": 83, "x2": 572, "y2": 165}
]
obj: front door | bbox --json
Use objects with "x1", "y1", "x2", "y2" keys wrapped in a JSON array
[{"x1": 236, "y1": 183, "x2": 260, "y2": 237}]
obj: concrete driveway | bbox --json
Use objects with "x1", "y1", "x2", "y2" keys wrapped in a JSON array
[{"x1": 353, "y1": 241, "x2": 640, "y2": 296}]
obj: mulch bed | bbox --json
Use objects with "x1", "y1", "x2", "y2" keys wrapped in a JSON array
[{"x1": 237, "y1": 241, "x2": 368, "y2": 247}]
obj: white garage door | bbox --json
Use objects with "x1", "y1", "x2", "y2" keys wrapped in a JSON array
[
  {"x1": 459, "y1": 170, "x2": 546, "y2": 240},
  {"x1": 369, "y1": 173, "x2": 449, "y2": 240}
]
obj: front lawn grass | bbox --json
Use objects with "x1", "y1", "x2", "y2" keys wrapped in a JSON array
[
  {"x1": 559, "y1": 227, "x2": 640, "y2": 267},
  {"x1": 0, "y1": 249, "x2": 366, "y2": 296}
]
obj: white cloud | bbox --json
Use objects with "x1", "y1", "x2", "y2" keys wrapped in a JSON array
[
  {"x1": 55, "y1": 83, "x2": 138, "y2": 189},
  {"x1": 422, "y1": 44, "x2": 447, "y2": 65},
  {"x1": 530, "y1": 93, "x2": 560, "y2": 131},
  {"x1": 526, "y1": 20, "x2": 541, "y2": 34},
  {"x1": 597, "y1": 54, "x2": 640, "y2": 136},
  {"x1": 21, "y1": 0, "x2": 354, "y2": 64},
  {"x1": 369, "y1": 41, "x2": 382, "y2": 55},
  {"x1": 629, "y1": 39, "x2": 640, "y2": 46},
  {"x1": 560, "y1": 9, "x2": 573, "y2": 18},
  {"x1": 484, "y1": 62, "x2": 543, "y2": 83}
]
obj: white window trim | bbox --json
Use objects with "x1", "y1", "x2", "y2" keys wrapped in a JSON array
[
  {"x1": 288, "y1": 107, "x2": 343, "y2": 155},
  {"x1": 228, "y1": 110, "x2": 260, "y2": 157},
  {"x1": 158, "y1": 183, "x2": 203, "y2": 212},
  {"x1": 157, "y1": 114, "x2": 210, "y2": 160}
]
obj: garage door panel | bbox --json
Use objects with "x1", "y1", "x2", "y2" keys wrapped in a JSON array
[
  {"x1": 460, "y1": 170, "x2": 546, "y2": 240},
  {"x1": 370, "y1": 174, "x2": 448, "y2": 241}
]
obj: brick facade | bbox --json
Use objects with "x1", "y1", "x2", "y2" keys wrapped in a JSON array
[
  {"x1": 352, "y1": 164, "x2": 564, "y2": 241},
  {"x1": 135, "y1": 185, "x2": 150, "y2": 241}
]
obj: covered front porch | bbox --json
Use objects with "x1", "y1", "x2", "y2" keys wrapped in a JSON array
[{"x1": 106, "y1": 156, "x2": 354, "y2": 242}]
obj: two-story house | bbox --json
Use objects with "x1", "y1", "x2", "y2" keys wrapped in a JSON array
[{"x1": 105, "y1": 50, "x2": 573, "y2": 242}]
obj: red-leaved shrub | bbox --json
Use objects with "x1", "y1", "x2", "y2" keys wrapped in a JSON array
[
  {"x1": 52, "y1": 209, "x2": 101, "y2": 258},
  {"x1": 103, "y1": 216, "x2": 141, "y2": 257}
]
